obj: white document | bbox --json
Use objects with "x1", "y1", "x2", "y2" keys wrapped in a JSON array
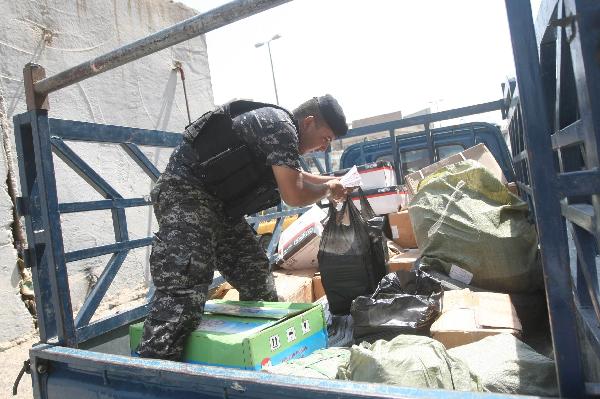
[{"x1": 339, "y1": 165, "x2": 363, "y2": 188}]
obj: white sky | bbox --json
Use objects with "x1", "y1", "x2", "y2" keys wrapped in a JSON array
[{"x1": 178, "y1": 0, "x2": 543, "y2": 126}]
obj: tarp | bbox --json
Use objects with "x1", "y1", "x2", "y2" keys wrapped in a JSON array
[
  {"x1": 448, "y1": 334, "x2": 558, "y2": 396},
  {"x1": 338, "y1": 335, "x2": 482, "y2": 391},
  {"x1": 408, "y1": 160, "x2": 542, "y2": 293}
]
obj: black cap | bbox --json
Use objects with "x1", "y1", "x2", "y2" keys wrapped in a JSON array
[{"x1": 316, "y1": 94, "x2": 348, "y2": 137}]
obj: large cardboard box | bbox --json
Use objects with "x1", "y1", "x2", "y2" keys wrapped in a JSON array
[
  {"x1": 430, "y1": 289, "x2": 522, "y2": 349},
  {"x1": 387, "y1": 248, "x2": 421, "y2": 272},
  {"x1": 331, "y1": 161, "x2": 397, "y2": 189},
  {"x1": 223, "y1": 269, "x2": 317, "y2": 303},
  {"x1": 387, "y1": 210, "x2": 417, "y2": 248},
  {"x1": 404, "y1": 143, "x2": 508, "y2": 194},
  {"x1": 278, "y1": 205, "x2": 327, "y2": 270},
  {"x1": 350, "y1": 185, "x2": 409, "y2": 215},
  {"x1": 130, "y1": 301, "x2": 327, "y2": 369}
]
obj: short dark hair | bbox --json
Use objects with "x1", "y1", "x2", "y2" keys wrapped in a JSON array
[
  {"x1": 293, "y1": 95, "x2": 348, "y2": 137},
  {"x1": 293, "y1": 98, "x2": 322, "y2": 124}
]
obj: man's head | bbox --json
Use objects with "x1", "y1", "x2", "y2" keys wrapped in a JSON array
[{"x1": 293, "y1": 94, "x2": 348, "y2": 154}]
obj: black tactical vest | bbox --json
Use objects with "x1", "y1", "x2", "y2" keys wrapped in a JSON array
[{"x1": 166, "y1": 100, "x2": 296, "y2": 219}]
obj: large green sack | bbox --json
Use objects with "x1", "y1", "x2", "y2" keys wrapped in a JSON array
[
  {"x1": 408, "y1": 160, "x2": 542, "y2": 293},
  {"x1": 448, "y1": 334, "x2": 558, "y2": 396},
  {"x1": 338, "y1": 335, "x2": 482, "y2": 391}
]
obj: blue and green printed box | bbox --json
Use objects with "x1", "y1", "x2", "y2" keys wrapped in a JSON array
[{"x1": 130, "y1": 300, "x2": 327, "y2": 369}]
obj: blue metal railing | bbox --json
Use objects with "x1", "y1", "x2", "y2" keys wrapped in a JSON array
[{"x1": 504, "y1": 0, "x2": 600, "y2": 395}]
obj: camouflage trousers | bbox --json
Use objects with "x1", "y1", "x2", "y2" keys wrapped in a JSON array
[{"x1": 137, "y1": 174, "x2": 278, "y2": 361}]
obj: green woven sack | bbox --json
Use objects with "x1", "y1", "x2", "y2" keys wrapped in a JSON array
[{"x1": 408, "y1": 160, "x2": 542, "y2": 293}]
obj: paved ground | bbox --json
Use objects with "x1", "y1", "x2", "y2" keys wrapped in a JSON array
[
  {"x1": 0, "y1": 287, "x2": 148, "y2": 399},
  {"x1": 0, "y1": 334, "x2": 36, "y2": 399}
]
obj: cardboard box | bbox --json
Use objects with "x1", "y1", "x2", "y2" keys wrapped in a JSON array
[
  {"x1": 387, "y1": 210, "x2": 417, "y2": 248},
  {"x1": 278, "y1": 205, "x2": 326, "y2": 270},
  {"x1": 430, "y1": 289, "x2": 522, "y2": 349},
  {"x1": 331, "y1": 161, "x2": 397, "y2": 189},
  {"x1": 130, "y1": 301, "x2": 327, "y2": 369},
  {"x1": 312, "y1": 273, "x2": 325, "y2": 301},
  {"x1": 405, "y1": 143, "x2": 508, "y2": 194},
  {"x1": 506, "y1": 182, "x2": 518, "y2": 196},
  {"x1": 350, "y1": 185, "x2": 409, "y2": 215},
  {"x1": 224, "y1": 269, "x2": 317, "y2": 303},
  {"x1": 387, "y1": 248, "x2": 421, "y2": 272}
]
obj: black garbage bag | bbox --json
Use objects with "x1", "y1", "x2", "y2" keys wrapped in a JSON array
[
  {"x1": 351, "y1": 269, "x2": 443, "y2": 342},
  {"x1": 318, "y1": 190, "x2": 388, "y2": 315}
]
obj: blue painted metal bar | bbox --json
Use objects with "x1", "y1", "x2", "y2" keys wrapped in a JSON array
[
  {"x1": 551, "y1": 120, "x2": 583, "y2": 149},
  {"x1": 561, "y1": 203, "x2": 595, "y2": 233},
  {"x1": 557, "y1": 170, "x2": 600, "y2": 197},
  {"x1": 48, "y1": 118, "x2": 182, "y2": 147},
  {"x1": 505, "y1": 0, "x2": 585, "y2": 395},
  {"x1": 74, "y1": 251, "x2": 129, "y2": 329},
  {"x1": 309, "y1": 154, "x2": 325, "y2": 174},
  {"x1": 13, "y1": 112, "x2": 58, "y2": 343},
  {"x1": 59, "y1": 198, "x2": 151, "y2": 213},
  {"x1": 298, "y1": 157, "x2": 311, "y2": 173},
  {"x1": 121, "y1": 143, "x2": 161, "y2": 182},
  {"x1": 565, "y1": 0, "x2": 600, "y2": 249},
  {"x1": 65, "y1": 238, "x2": 153, "y2": 263},
  {"x1": 388, "y1": 129, "x2": 401, "y2": 184},
  {"x1": 51, "y1": 139, "x2": 122, "y2": 199},
  {"x1": 76, "y1": 303, "x2": 150, "y2": 344},
  {"x1": 30, "y1": 344, "x2": 523, "y2": 399},
  {"x1": 323, "y1": 147, "x2": 332, "y2": 173},
  {"x1": 344, "y1": 99, "x2": 504, "y2": 139},
  {"x1": 571, "y1": 224, "x2": 600, "y2": 321},
  {"x1": 14, "y1": 111, "x2": 77, "y2": 347}
]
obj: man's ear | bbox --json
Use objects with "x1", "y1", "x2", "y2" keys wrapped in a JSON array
[{"x1": 300, "y1": 115, "x2": 315, "y2": 132}]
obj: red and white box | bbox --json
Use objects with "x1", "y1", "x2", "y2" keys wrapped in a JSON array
[
  {"x1": 332, "y1": 161, "x2": 396, "y2": 190},
  {"x1": 350, "y1": 185, "x2": 409, "y2": 216}
]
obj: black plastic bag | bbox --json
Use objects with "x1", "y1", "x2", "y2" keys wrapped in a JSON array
[
  {"x1": 351, "y1": 269, "x2": 443, "y2": 342},
  {"x1": 318, "y1": 190, "x2": 387, "y2": 315}
]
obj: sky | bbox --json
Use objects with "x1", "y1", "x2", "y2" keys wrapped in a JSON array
[{"x1": 178, "y1": 0, "x2": 543, "y2": 127}]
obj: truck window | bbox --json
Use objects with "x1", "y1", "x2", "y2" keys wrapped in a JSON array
[
  {"x1": 437, "y1": 144, "x2": 465, "y2": 160},
  {"x1": 400, "y1": 148, "x2": 429, "y2": 173}
]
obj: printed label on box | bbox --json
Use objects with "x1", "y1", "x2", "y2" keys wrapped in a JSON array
[
  {"x1": 269, "y1": 334, "x2": 281, "y2": 351},
  {"x1": 301, "y1": 319, "x2": 311, "y2": 334},
  {"x1": 391, "y1": 225, "x2": 399, "y2": 239},
  {"x1": 286, "y1": 327, "x2": 296, "y2": 342},
  {"x1": 449, "y1": 264, "x2": 474, "y2": 285}
]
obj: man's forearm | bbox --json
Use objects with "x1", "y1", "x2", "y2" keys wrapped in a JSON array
[
  {"x1": 288, "y1": 179, "x2": 330, "y2": 207},
  {"x1": 301, "y1": 171, "x2": 337, "y2": 184}
]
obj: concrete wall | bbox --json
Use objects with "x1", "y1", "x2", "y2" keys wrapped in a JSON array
[{"x1": 0, "y1": 0, "x2": 214, "y2": 344}]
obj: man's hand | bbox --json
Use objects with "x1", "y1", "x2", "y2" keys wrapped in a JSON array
[{"x1": 325, "y1": 179, "x2": 347, "y2": 203}]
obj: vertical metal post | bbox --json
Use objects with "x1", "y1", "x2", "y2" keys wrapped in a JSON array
[
  {"x1": 505, "y1": 0, "x2": 584, "y2": 396},
  {"x1": 424, "y1": 122, "x2": 435, "y2": 163},
  {"x1": 388, "y1": 129, "x2": 401, "y2": 183},
  {"x1": 13, "y1": 111, "x2": 76, "y2": 347},
  {"x1": 23, "y1": 64, "x2": 49, "y2": 111}
]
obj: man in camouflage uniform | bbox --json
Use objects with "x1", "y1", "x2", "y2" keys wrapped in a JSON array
[{"x1": 138, "y1": 95, "x2": 349, "y2": 361}]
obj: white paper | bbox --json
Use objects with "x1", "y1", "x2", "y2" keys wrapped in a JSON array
[
  {"x1": 391, "y1": 225, "x2": 399, "y2": 239},
  {"x1": 339, "y1": 165, "x2": 363, "y2": 188},
  {"x1": 449, "y1": 264, "x2": 474, "y2": 285}
]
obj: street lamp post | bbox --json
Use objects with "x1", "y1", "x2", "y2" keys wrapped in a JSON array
[{"x1": 255, "y1": 34, "x2": 281, "y2": 105}]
